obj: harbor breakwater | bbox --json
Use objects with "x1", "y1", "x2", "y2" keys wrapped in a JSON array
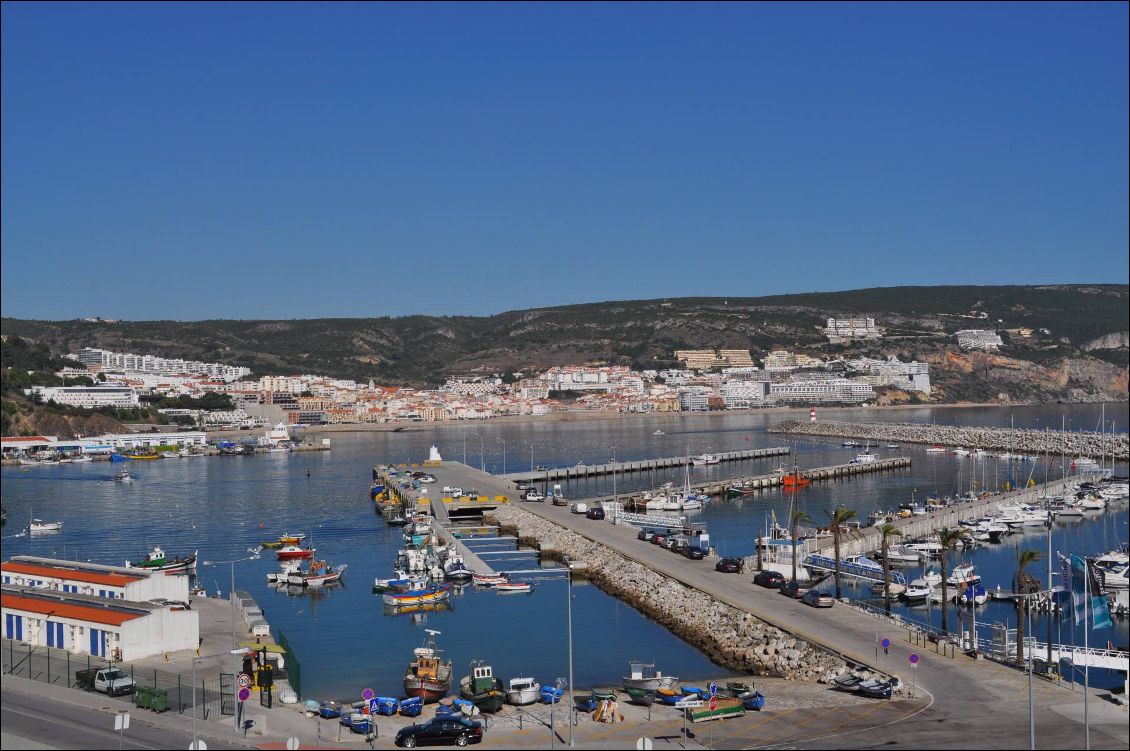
[
  {"x1": 769, "y1": 420, "x2": 1128, "y2": 461},
  {"x1": 486, "y1": 505, "x2": 851, "y2": 683}
]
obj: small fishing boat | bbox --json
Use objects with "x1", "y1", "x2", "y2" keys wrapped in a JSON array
[
  {"x1": 398, "y1": 696, "x2": 424, "y2": 717},
  {"x1": 653, "y1": 429, "x2": 665, "y2": 436},
  {"x1": 858, "y1": 677, "x2": 899, "y2": 699},
  {"x1": 690, "y1": 454, "x2": 720, "y2": 466},
  {"x1": 718, "y1": 681, "x2": 755, "y2": 699},
  {"x1": 624, "y1": 686, "x2": 656, "y2": 706},
  {"x1": 114, "y1": 468, "x2": 132, "y2": 482},
  {"x1": 622, "y1": 661, "x2": 677, "y2": 691},
  {"x1": 574, "y1": 694, "x2": 598, "y2": 713},
  {"x1": 945, "y1": 563, "x2": 981, "y2": 588},
  {"x1": 539, "y1": 685, "x2": 564, "y2": 704},
  {"x1": 958, "y1": 583, "x2": 989, "y2": 606},
  {"x1": 741, "y1": 691, "x2": 765, "y2": 711},
  {"x1": 506, "y1": 677, "x2": 541, "y2": 706},
  {"x1": 384, "y1": 579, "x2": 452, "y2": 607},
  {"x1": 833, "y1": 674, "x2": 863, "y2": 692},
  {"x1": 276, "y1": 545, "x2": 316, "y2": 561},
  {"x1": 317, "y1": 701, "x2": 342, "y2": 719},
  {"x1": 925, "y1": 445, "x2": 947, "y2": 453},
  {"x1": 655, "y1": 687, "x2": 689, "y2": 705},
  {"x1": 443, "y1": 554, "x2": 473, "y2": 580},
  {"x1": 496, "y1": 582, "x2": 532, "y2": 594},
  {"x1": 287, "y1": 561, "x2": 347, "y2": 588},
  {"x1": 127, "y1": 545, "x2": 197, "y2": 573},
  {"x1": 373, "y1": 696, "x2": 399, "y2": 716},
  {"x1": 29, "y1": 519, "x2": 64, "y2": 533},
  {"x1": 403, "y1": 629, "x2": 453, "y2": 703},
  {"x1": 886, "y1": 443, "x2": 901, "y2": 449},
  {"x1": 459, "y1": 661, "x2": 506, "y2": 713}
]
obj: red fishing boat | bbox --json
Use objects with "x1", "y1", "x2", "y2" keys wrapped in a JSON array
[{"x1": 276, "y1": 545, "x2": 315, "y2": 560}]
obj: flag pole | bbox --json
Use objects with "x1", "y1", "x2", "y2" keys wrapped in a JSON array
[{"x1": 1083, "y1": 560, "x2": 1090, "y2": 751}]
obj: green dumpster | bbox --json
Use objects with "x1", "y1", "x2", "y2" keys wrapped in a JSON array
[
  {"x1": 134, "y1": 685, "x2": 153, "y2": 710},
  {"x1": 149, "y1": 688, "x2": 169, "y2": 713}
]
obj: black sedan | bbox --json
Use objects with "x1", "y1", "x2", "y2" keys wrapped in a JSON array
[
  {"x1": 753, "y1": 570, "x2": 786, "y2": 589},
  {"x1": 715, "y1": 557, "x2": 744, "y2": 573},
  {"x1": 395, "y1": 717, "x2": 483, "y2": 747},
  {"x1": 779, "y1": 580, "x2": 808, "y2": 599},
  {"x1": 682, "y1": 545, "x2": 705, "y2": 560}
]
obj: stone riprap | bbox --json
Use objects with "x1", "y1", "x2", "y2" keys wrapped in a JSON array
[
  {"x1": 486, "y1": 505, "x2": 849, "y2": 682},
  {"x1": 769, "y1": 419, "x2": 1128, "y2": 460}
]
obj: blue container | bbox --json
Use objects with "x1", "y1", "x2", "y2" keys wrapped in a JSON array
[{"x1": 540, "y1": 686, "x2": 563, "y2": 704}]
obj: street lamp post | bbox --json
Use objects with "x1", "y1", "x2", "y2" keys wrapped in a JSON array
[
  {"x1": 192, "y1": 648, "x2": 250, "y2": 749},
  {"x1": 202, "y1": 549, "x2": 261, "y2": 732}
]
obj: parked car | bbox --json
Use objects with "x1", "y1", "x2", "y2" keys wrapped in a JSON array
[
  {"x1": 661, "y1": 536, "x2": 679, "y2": 550},
  {"x1": 715, "y1": 557, "x2": 744, "y2": 573},
  {"x1": 638, "y1": 529, "x2": 656, "y2": 542},
  {"x1": 651, "y1": 534, "x2": 667, "y2": 546},
  {"x1": 754, "y1": 570, "x2": 786, "y2": 589},
  {"x1": 779, "y1": 580, "x2": 809, "y2": 599},
  {"x1": 522, "y1": 488, "x2": 545, "y2": 502},
  {"x1": 395, "y1": 716, "x2": 484, "y2": 747},
  {"x1": 585, "y1": 507, "x2": 606, "y2": 520},
  {"x1": 682, "y1": 545, "x2": 706, "y2": 560},
  {"x1": 801, "y1": 589, "x2": 835, "y2": 608},
  {"x1": 671, "y1": 539, "x2": 689, "y2": 554},
  {"x1": 74, "y1": 667, "x2": 135, "y2": 696}
]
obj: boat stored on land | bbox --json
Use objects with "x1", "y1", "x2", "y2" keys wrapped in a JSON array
[
  {"x1": 622, "y1": 661, "x2": 677, "y2": 691},
  {"x1": 506, "y1": 677, "x2": 540, "y2": 706},
  {"x1": 403, "y1": 630, "x2": 453, "y2": 703},
  {"x1": 459, "y1": 661, "x2": 506, "y2": 713}
]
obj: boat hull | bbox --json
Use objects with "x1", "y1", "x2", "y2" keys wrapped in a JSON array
[{"x1": 403, "y1": 678, "x2": 450, "y2": 704}]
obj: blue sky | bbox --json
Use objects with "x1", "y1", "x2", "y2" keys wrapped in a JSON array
[{"x1": 2, "y1": 2, "x2": 1127, "y2": 321}]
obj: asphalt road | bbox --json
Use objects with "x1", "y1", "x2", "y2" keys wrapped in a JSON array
[
  {"x1": 510, "y1": 499, "x2": 1130, "y2": 749},
  {"x1": 0, "y1": 689, "x2": 247, "y2": 750}
]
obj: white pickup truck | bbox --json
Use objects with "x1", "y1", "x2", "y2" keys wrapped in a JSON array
[{"x1": 75, "y1": 667, "x2": 136, "y2": 696}]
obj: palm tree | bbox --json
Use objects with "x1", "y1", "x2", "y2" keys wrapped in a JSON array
[
  {"x1": 877, "y1": 523, "x2": 903, "y2": 615},
  {"x1": 1014, "y1": 546, "x2": 1043, "y2": 665},
  {"x1": 790, "y1": 510, "x2": 813, "y2": 584},
  {"x1": 937, "y1": 527, "x2": 969, "y2": 637},
  {"x1": 826, "y1": 506, "x2": 858, "y2": 599}
]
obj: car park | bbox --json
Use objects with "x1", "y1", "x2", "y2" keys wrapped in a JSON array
[
  {"x1": 715, "y1": 557, "x2": 744, "y2": 573},
  {"x1": 753, "y1": 570, "x2": 786, "y2": 589},
  {"x1": 801, "y1": 589, "x2": 835, "y2": 608},
  {"x1": 779, "y1": 580, "x2": 808, "y2": 599}
]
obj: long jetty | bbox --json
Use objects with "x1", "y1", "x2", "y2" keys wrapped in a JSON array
[
  {"x1": 769, "y1": 419, "x2": 1128, "y2": 460},
  {"x1": 579, "y1": 456, "x2": 912, "y2": 506},
  {"x1": 502, "y1": 446, "x2": 790, "y2": 482}
]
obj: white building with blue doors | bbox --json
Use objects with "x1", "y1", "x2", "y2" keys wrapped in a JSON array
[
  {"x1": 1, "y1": 556, "x2": 189, "y2": 601},
  {"x1": 1, "y1": 585, "x2": 198, "y2": 661}
]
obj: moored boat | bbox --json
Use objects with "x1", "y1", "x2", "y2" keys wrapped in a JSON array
[
  {"x1": 287, "y1": 561, "x2": 347, "y2": 588},
  {"x1": 384, "y1": 579, "x2": 452, "y2": 607},
  {"x1": 471, "y1": 572, "x2": 508, "y2": 587},
  {"x1": 277, "y1": 545, "x2": 316, "y2": 561},
  {"x1": 403, "y1": 629, "x2": 453, "y2": 703},
  {"x1": 127, "y1": 545, "x2": 197, "y2": 573},
  {"x1": 459, "y1": 661, "x2": 506, "y2": 713},
  {"x1": 506, "y1": 677, "x2": 541, "y2": 706},
  {"x1": 496, "y1": 582, "x2": 532, "y2": 594},
  {"x1": 29, "y1": 519, "x2": 64, "y2": 533}
]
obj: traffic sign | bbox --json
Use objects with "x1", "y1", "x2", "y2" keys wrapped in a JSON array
[
  {"x1": 635, "y1": 739, "x2": 654, "y2": 751},
  {"x1": 674, "y1": 698, "x2": 704, "y2": 708},
  {"x1": 238, "y1": 687, "x2": 251, "y2": 702},
  {"x1": 286, "y1": 738, "x2": 300, "y2": 751},
  {"x1": 361, "y1": 687, "x2": 375, "y2": 701},
  {"x1": 708, "y1": 681, "x2": 718, "y2": 697},
  {"x1": 115, "y1": 712, "x2": 130, "y2": 731},
  {"x1": 708, "y1": 696, "x2": 718, "y2": 711},
  {"x1": 909, "y1": 653, "x2": 920, "y2": 665},
  {"x1": 237, "y1": 672, "x2": 251, "y2": 689},
  {"x1": 881, "y1": 638, "x2": 890, "y2": 649},
  {"x1": 368, "y1": 697, "x2": 380, "y2": 716}
]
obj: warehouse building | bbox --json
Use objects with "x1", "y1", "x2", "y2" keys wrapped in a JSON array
[
  {"x1": 1, "y1": 585, "x2": 199, "y2": 661},
  {"x1": 1, "y1": 556, "x2": 189, "y2": 602}
]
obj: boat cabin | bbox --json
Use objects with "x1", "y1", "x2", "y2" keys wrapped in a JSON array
[{"x1": 470, "y1": 663, "x2": 496, "y2": 693}]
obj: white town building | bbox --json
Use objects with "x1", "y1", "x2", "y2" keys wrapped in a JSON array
[
  {"x1": 955, "y1": 330, "x2": 1003, "y2": 351},
  {"x1": 24, "y1": 384, "x2": 139, "y2": 408}
]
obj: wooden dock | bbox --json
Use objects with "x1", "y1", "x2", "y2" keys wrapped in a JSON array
[{"x1": 501, "y1": 446, "x2": 791, "y2": 482}]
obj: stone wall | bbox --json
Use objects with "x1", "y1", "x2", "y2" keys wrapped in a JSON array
[{"x1": 487, "y1": 505, "x2": 849, "y2": 682}]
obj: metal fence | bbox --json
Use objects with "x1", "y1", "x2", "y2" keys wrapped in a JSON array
[
  {"x1": 276, "y1": 628, "x2": 301, "y2": 698},
  {"x1": 2, "y1": 638, "x2": 232, "y2": 718}
]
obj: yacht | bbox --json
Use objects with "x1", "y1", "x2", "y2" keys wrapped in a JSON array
[
  {"x1": 903, "y1": 578, "x2": 933, "y2": 602},
  {"x1": 850, "y1": 452, "x2": 877, "y2": 465},
  {"x1": 945, "y1": 564, "x2": 981, "y2": 588},
  {"x1": 690, "y1": 454, "x2": 720, "y2": 466}
]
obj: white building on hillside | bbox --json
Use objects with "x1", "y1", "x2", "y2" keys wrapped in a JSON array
[
  {"x1": 847, "y1": 357, "x2": 931, "y2": 394},
  {"x1": 824, "y1": 317, "x2": 883, "y2": 344},
  {"x1": 955, "y1": 330, "x2": 1003, "y2": 351},
  {"x1": 25, "y1": 384, "x2": 139, "y2": 408},
  {"x1": 770, "y1": 378, "x2": 874, "y2": 404}
]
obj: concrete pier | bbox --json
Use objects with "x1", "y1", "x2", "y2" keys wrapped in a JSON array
[{"x1": 501, "y1": 446, "x2": 791, "y2": 482}]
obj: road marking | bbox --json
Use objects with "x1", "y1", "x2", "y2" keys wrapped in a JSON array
[{"x1": 1, "y1": 704, "x2": 155, "y2": 750}]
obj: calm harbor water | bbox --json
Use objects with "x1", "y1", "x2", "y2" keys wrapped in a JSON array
[{"x1": 2, "y1": 404, "x2": 1126, "y2": 698}]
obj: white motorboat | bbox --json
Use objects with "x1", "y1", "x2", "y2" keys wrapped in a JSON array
[
  {"x1": 29, "y1": 519, "x2": 63, "y2": 533},
  {"x1": 850, "y1": 452, "x2": 877, "y2": 464},
  {"x1": 653, "y1": 429, "x2": 665, "y2": 436},
  {"x1": 622, "y1": 661, "x2": 677, "y2": 691},
  {"x1": 904, "y1": 540, "x2": 944, "y2": 558},
  {"x1": 443, "y1": 554, "x2": 473, "y2": 580},
  {"x1": 1078, "y1": 496, "x2": 1106, "y2": 512},
  {"x1": 921, "y1": 567, "x2": 942, "y2": 587},
  {"x1": 952, "y1": 448, "x2": 970, "y2": 456},
  {"x1": 946, "y1": 564, "x2": 981, "y2": 588},
  {"x1": 880, "y1": 545, "x2": 922, "y2": 564},
  {"x1": 870, "y1": 581, "x2": 907, "y2": 597},
  {"x1": 902, "y1": 579, "x2": 932, "y2": 602},
  {"x1": 690, "y1": 454, "x2": 720, "y2": 466},
  {"x1": 114, "y1": 468, "x2": 132, "y2": 482},
  {"x1": 506, "y1": 677, "x2": 541, "y2": 705},
  {"x1": 958, "y1": 583, "x2": 989, "y2": 606},
  {"x1": 925, "y1": 445, "x2": 947, "y2": 454},
  {"x1": 71, "y1": 455, "x2": 93, "y2": 463}
]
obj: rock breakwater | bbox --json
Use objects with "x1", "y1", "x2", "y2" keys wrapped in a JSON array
[
  {"x1": 487, "y1": 505, "x2": 849, "y2": 682},
  {"x1": 769, "y1": 420, "x2": 1128, "y2": 461}
]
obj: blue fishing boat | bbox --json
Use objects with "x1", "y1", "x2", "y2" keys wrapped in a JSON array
[
  {"x1": 375, "y1": 696, "x2": 398, "y2": 716},
  {"x1": 539, "y1": 685, "x2": 564, "y2": 704},
  {"x1": 399, "y1": 696, "x2": 424, "y2": 717},
  {"x1": 741, "y1": 691, "x2": 765, "y2": 711}
]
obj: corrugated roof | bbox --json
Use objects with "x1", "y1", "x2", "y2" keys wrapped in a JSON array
[
  {"x1": 1, "y1": 594, "x2": 144, "y2": 626},
  {"x1": 2, "y1": 561, "x2": 142, "y2": 587}
]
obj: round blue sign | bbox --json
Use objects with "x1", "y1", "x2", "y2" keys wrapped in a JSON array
[
  {"x1": 881, "y1": 638, "x2": 890, "y2": 649},
  {"x1": 909, "y1": 653, "x2": 920, "y2": 665}
]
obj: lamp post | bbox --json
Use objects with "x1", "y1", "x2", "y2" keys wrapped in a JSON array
[
  {"x1": 192, "y1": 647, "x2": 250, "y2": 749},
  {"x1": 499, "y1": 437, "x2": 507, "y2": 475},
  {"x1": 479, "y1": 433, "x2": 485, "y2": 472},
  {"x1": 1013, "y1": 586, "x2": 1059, "y2": 751},
  {"x1": 611, "y1": 445, "x2": 617, "y2": 505},
  {"x1": 202, "y1": 548, "x2": 261, "y2": 732}
]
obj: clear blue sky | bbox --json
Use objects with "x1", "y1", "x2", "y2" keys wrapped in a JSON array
[{"x1": 2, "y1": 2, "x2": 1127, "y2": 321}]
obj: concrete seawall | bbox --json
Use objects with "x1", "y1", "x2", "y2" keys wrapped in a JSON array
[
  {"x1": 487, "y1": 505, "x2": 851, "y2": 682},
  {"x1": 770, "y1": 419, "x2": 1128, "y2": 460}
]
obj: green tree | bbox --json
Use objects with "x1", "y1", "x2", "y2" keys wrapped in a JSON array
[
  {"x1": 790, "y1": 509, "x2": 812, "y2": 584},
  {"x1": 937, "y1": 527, "x2": 970, "y2": 637},
  {"x1": 877, "y1": 523, "x2": 903, "y2": 615},
  {"x1": 826, "y1": 506, "x2": 858, "y2": 599},
  {"x1": 1013, "y1": 546, "x2": 1043, "y2": 665}
]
